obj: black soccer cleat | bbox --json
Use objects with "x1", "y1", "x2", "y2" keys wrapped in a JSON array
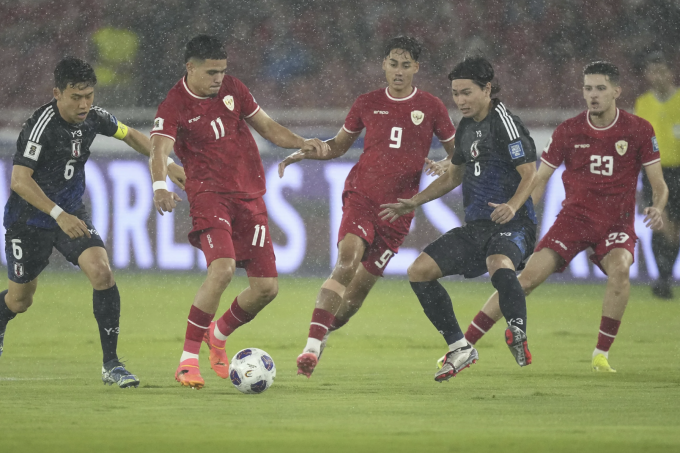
[
  {"x1": 505, "y1": 325, "x2": 532, "y2": 367},
  {"x1": 102, "y1": 359, "x2": 140, "y2": 388}
]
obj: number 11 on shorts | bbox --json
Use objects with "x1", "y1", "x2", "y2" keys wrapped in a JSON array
[{"x1": 252, "y1": 224, "x2": 266, "y2": 247}]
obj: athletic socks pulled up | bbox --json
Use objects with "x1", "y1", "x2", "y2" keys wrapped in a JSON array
[
  {"x1": 410, "y1": 281, "x2": 464, "y2": 345},
  {"x1": 491, "y1": 269, "x2": 527, "y2": 333},
  {"x1": 93, "y1": 284, "x2": 121, "y2": 364},
  {"x1": 465, "y1": 311, "x2": 497, "y2": 344},
  {"x1": 181, "y1": 305, "x2": 213, "y2": 362},
  {"x1": 214, "y1": 298, "x2": 256, "y2": 342},
  {"x1": 305, "y1": 308, "x2": 335, "y2": 353},
  {"x1": 595, "y1": 316, "x2": 621, "y2": 357}
]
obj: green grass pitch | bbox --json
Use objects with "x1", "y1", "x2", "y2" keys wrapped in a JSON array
[{"x1": 0, "y1": 273, "x2": 679, "y2": 453}]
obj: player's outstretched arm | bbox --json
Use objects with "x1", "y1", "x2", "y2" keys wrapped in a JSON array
[
  {"x1": 123, "y1": 128, "x2": 186, "y2": 190},
  {"x1": 246, "y1": 109, "x2": 330, "y2": 154},
  {"x1": 10, "y1": 165, "x2": 90, "y2": 239},
  {"x1": 489, "y1": 161, "x2": 537, "y2": 224},
  {"x1": 149, "y1": 135, "x2": 182, "y2": 215},
  {"x1": 278, "y1": 128, "x2": 359, "y2": 177},
  {"x1": 379, "y1": 163, "x2": 465, "y2": 223},
  {"x1": 528, "y1": 162, "x2": 555, "y2": 205},
  {"x1": 643, "y1": 162, "x2": 668, "y2": 231},
  {"x1": 424, "y1": 139, "x2": 456, "y2": 176}
]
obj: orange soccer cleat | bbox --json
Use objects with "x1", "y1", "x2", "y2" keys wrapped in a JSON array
[
  {"x1": 175, "y1": 358, "x2": 205, "y2": 389},
  {"x1": 203, "y1": 321, "x2": 230, "y2": 379}
]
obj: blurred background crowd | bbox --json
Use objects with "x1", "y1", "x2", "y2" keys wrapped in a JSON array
[{"x1": 1, "y1": 0, "x2": 679, "y2": 115}]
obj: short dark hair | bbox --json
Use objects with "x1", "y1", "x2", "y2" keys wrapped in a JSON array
[
  {"x1": 384, "y1": 36, "x2": 422, "y2": 62},
  {"x1": 583, "y1": 61, "x2": 620, "y2": 86},
  {"x1": 448, "y1": 55, "x2": 500, "y2": 95},
  {"x1": 185, "y1": 35, "x2": 227, "y2": 63},
  {"x1": 54, "y1": 57, "x2": 97, "y2": 91}
]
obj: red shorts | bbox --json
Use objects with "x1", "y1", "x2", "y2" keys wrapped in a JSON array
[
  {"x1": 338, "y1": 191, "x2": 410, "y2": 277},
  {"x1": 535, "y1": 211, "x2": 637, "y2": 274},
  {"x1": 188, "y1": 193, "x2": 277, "y2": 278}
]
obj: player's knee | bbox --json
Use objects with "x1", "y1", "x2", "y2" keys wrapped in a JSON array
[
  {"x1": 607, "y1": 259, "x2": 631, "y2": 283},
  {"x1": 255, "y1": 281, "x2": 278, "y2": 302},
  {"x1": 88, "y1": 263, "x2": 114, "y2": 289},
  {"x1": 518, "y1": 276, "x2": 536, "y2": 296},
  {"x1": 407, "y1": 260, "x2": 437, "y2": 282},
  {"x1": 7, "y1": 293, "x2": 33, "y2": 313},
  {"x1": 332, "y1": 258, "x2": 360, "y2": 284},
  {"x1": 206, "y1": 260, "x2": 235, "y2": 290}
]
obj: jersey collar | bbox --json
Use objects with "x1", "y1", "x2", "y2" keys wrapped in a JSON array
[
  {"x1": 183, "y1": 76, "x2": 210, "y2": 100},
  {"x1": 385, "y1": 86, "x2": 418, "y2": 102},
  {"x1": 587, "y1": 108, "x2": 619, "y2": 131}
]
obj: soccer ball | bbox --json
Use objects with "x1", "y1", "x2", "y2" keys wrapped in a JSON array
[{"x1": 229, "y1": 348, "x2": 276, "y2": 394}]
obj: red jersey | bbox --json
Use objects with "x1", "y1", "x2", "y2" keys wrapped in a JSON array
[
  {"x1": 541, "y1": 109, "x2": 659, "y2": 225},
  {"x1": 342, "y1": 87, "x2": 456, "y2": 207},
  {"x1": 151, "y1": 76, "x2": 264, "y2": 202}
]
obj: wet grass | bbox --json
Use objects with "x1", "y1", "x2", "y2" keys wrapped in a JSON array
[{"x1": 0, "y1": 273, "x2": 679, "y2": 453}]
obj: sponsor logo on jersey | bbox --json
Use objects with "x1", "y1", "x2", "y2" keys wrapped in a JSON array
[
  {"x1": 218, "y1": 217, "x2": 231, "y2": 226},
  {"x1": 471, "y1": 140, "x2": 480, "y2": 158},
  {"x1": 615, "y1": 140, "x2": 628, "y2": 156},
  {"x1": 358, "y1": 225, "x2": 367, "y2": 236},
  {"x1": 153, "y1": 118, "x2": 164, "y2": 131},
  {"x1": 652, "y1": 136, "x2": 659, "y2": 153},
  {"x1": 553, "y1": 239, "x2": 568, "y2": 250},
  {"x1": 188, "y1": 116, "x2": 201, "y2": 123},
  {"x1": 508, "y1": 141, "x2": 525, "y2": 159},
  {"x1": 574, "y1": 144, "x2": 590, "y2": 148},
  {"x1": 24, "y1": 141, "x2": 42, "y2": 161},
  {"x1": 70, "y1": 129, "x2": 82, "y2": 137},
  {"x1": 71, "y1": 139, "x2": 82, "y2": 158},
  {"x1": 411, "y1": 110, "x2": 424, "y2": 125},
  {"x1": 223, "y1": 95, "x2": 234, "y2": 111},
  {"x1": 14, "y1": 263, "x2": 24, "y2": 278},
  {"x1": 207, "y1": 234, "x2": 214, "y2": 249},
  {"x1": 373, "y1": 110, "x2": 389, "y2": 115}
]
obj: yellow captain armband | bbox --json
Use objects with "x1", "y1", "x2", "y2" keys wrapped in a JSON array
[{"x1": 113, "y1": 121, "x2": 129, "y2": 140}]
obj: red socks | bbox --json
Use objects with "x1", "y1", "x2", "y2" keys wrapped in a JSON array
[
  {"x1": 216, "y1": 298, "x2": 256, "y2": 339},
  {"x1": 465, "y1": 311, "x2": 497, "y2": 345},
  {"x1": 183, "y1": 305, "x2": 213, "y2": 355},
  {"x1": 309, "y1": 308, "x2": 335, "y2": 340},
  {"x1": 596, "y1": 316, "x2": 621, "y2": 352}
]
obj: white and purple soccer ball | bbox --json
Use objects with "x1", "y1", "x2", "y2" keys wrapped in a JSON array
[{"x1": 229, "y1": 348, "x2": 276, "y2": 394}]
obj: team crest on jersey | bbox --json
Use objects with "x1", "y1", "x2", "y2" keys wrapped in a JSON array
[
  {"x1": 411, "y1": 110, "x2": 424, "y2": 126},
  {"x1": 223, "y1": 95, "x2": 235, "y2": 111},
  {"x1": 615, "y1": 140, "x2": 628, "y2": 156},
  {"x1": 470, "y1": 140, "x2": 480, "y2": 158},
  {"x1": 14, "y1": 263, "x2": 24, "y2": 278},
  {"x1": 71, "y1": 139, "x2": 82, "y2": 158},
  {"x1": 23, "y1": 141, "x2": 42, "y2": 161}
]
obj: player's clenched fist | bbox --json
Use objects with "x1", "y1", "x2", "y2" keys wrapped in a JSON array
[
  {"x1": 56, "y1": 212, "x2": 91, "y2": 239},
  {"x1": 154, "y1": 189, "x2": 182, "y2": 215}
]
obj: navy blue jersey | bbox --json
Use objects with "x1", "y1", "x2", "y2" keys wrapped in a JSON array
[
  {"x1": 4, "y1": 100, "x2": 122, "y2": 229},
  {"x1": 451, "y1": 99, "x2": 537, "y2": 224}
]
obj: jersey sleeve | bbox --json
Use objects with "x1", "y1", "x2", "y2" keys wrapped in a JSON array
[
  {"x1": 233, "y1": 78, "x2": 260, "y2": 119},
  {"x1": 494, "y1": 109, "x2": 536, "y2": 167},
  {"x1": 91, "y1": 106, "x2": 127, "y2": 139},
  {"x1": 451, "y1": 131, "x2": 466, "y2": 165},
  {"x1": 150, "y1": 98, "x2": 180, "y2": 142},
  {"x1": 540, "y1": 125, "x2": 567, "y2": 169},
  {"x1": 343, "y1": 97, "x2": 365, "y2": 134},
  {"x1": 639, "y1": 120, "x2": 661, "y2": 167},
  {"x1": 14, "y1": 116, "x2": 48, "y2": 170},
  {"x1": 433, "y1": 99, "x2": 456, "y2": 143}
]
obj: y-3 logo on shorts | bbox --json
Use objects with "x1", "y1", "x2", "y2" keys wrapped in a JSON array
[
  {"x1": 88, "y1": 229, "x2": 99, "y2": 237},
  {"x1": 207, "y1": 234, "x2": 214, "y2": 249},
  {"x1": 500, "y1": 232, "x2": 511, "y2": 236}
]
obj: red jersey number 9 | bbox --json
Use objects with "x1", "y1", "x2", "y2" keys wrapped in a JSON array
[{"x1": 389, "y1": 127, "x2": 402, "y2": 149}]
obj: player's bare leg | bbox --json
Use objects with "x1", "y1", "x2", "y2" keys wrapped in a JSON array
[
  {"x1": 205, "y1": 276, "x2": 279, "y2": 379},
  {"x1": 465, "y1": 248, "x2": 562, "y2": 344},
  {"x1": 177, "y1": 257, "x2": 235, "y2": 389},
  {"x1": 298, "y1": 233, "x2": 366, "y2": 377},
  {"x1": 408, "y1": 253, "x2": 478, "y2": 380},
  {"x1": 79, "y1": 247, "x2": 139, "y2": 387},
  {"x1": 0, "y1": 278, "x2": 38, "y2": 359},
  {"x1": 319, "y1": 264, "x2": 379, "y2": 358},
  {"x1": 592, "y1": 248, "x2": 633, "y2": 372}
]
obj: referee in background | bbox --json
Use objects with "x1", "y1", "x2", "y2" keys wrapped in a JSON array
[{"x1": 637, "y1": 53, "x2": 680, "y2": 299}]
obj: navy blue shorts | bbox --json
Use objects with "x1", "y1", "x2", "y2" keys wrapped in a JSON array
[
  {"x1": 5, "y1": 208, "x2": 105, "y2": 283},
  {"x1": 424, "y1": 218, "x2": 536, "y2": 279}
]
